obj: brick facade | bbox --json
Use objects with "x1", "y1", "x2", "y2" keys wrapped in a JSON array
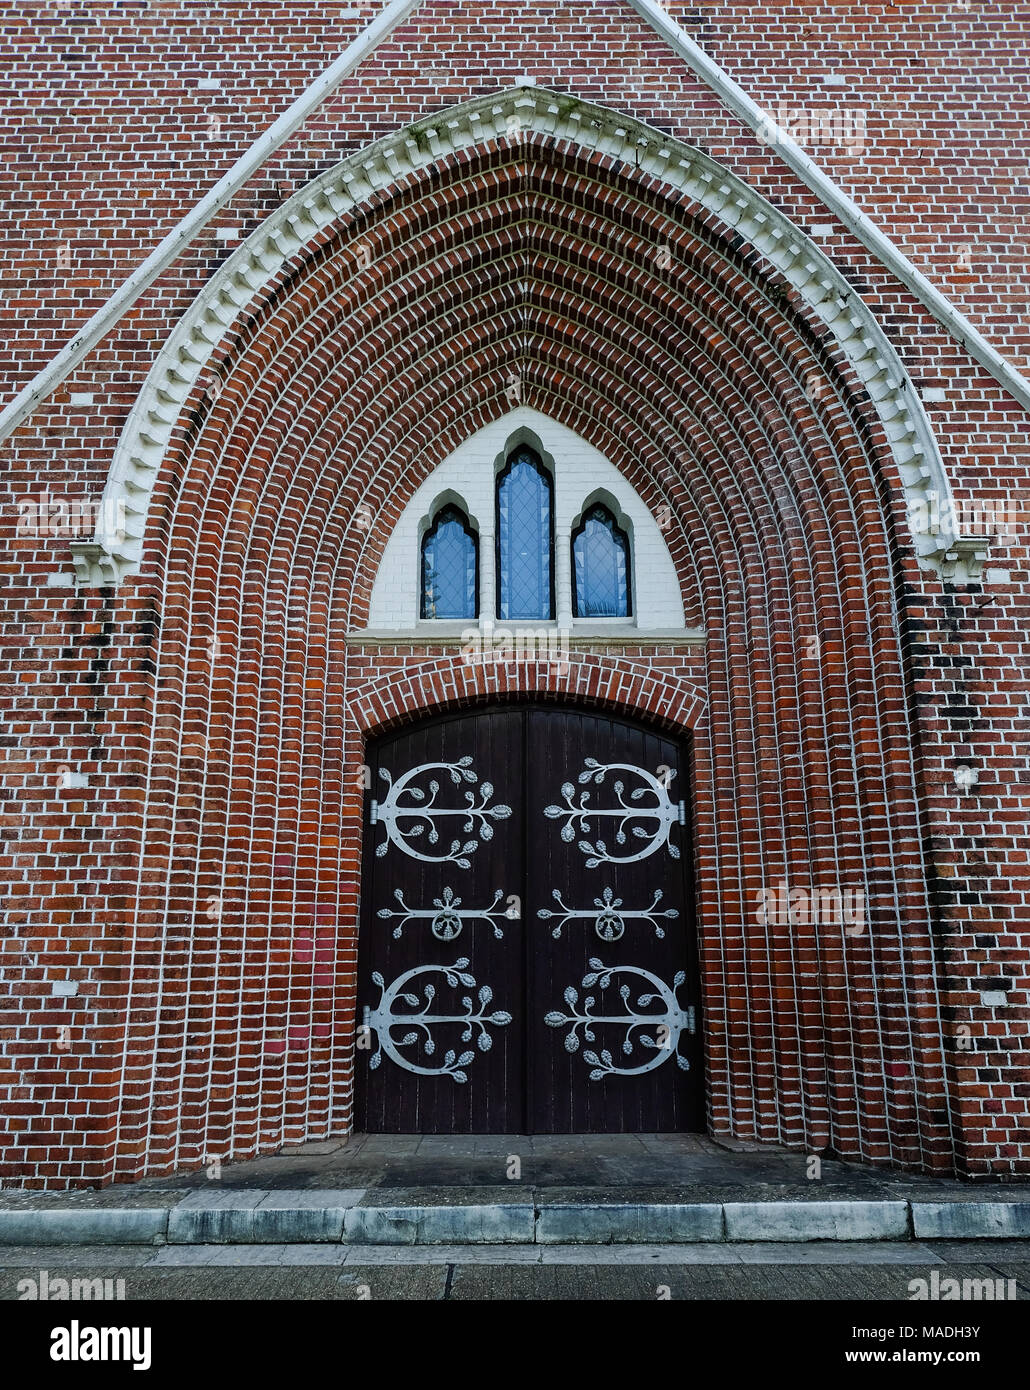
[{"x1": 1, "y1": 1, "x2": 1027, "y2": 1186}]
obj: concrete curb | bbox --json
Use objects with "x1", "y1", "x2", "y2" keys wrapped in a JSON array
[
  {"x1": 344, "y1": 1203, "x2": 535, "y2": 1245},
  {"x1": 0, "y1": 1209, "x2": 169, "y2": 1246},
  {"x1": 167, "y1": 1190, "x2": 364, "y2": 1245},
  {"x1": 723, "y1": 1200, "x2": 909, "y2": 1242},
  {"x1": 2, "y1": 1195, "x2": 1030, "y2": 1246},
  {"x1": 536, "y1": 1202, "x2": 722, "y2": 1244},
  {"x1": 911, "y1": 1202, "x2": 1030, "y2": 1240}
]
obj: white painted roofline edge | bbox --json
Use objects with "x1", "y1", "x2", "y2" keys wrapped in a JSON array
[
  {"x1": 0, "y1": 0, "x2": 424, "y2": 446},
  {"x1": 2, "y1": 0, "x2": 1026, "y2": 446},
  {"x1": 628, "y1": 0, "x2": 1030, "y2": 414}
]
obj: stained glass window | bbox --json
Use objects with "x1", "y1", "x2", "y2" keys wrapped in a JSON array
[
  {"x1": 572, "y1": 504, "x2": 631, "y2": 618},
  {"x1": 496, "y1": 448, "x2": 554, "y2": 620},
  {"x1": 421, "y1": 505, "x2": 478, "y2": 619}
]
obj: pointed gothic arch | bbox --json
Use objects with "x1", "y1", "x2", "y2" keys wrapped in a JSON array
[
  {"x1": 94, "y1": 86, "x2": 964, "y2": 1181},
  {"x1": 367, "y1": 411, "x2": 682, "y2": 632},
  {"x1": 71, "y1": 86, "x2": 978, "y2": 587}
]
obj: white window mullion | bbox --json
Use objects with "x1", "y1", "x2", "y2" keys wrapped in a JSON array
[
  {"x1": 555, "y1": 523, "x2": 573, "y2": 626},
  {"x1": 480, "y1": 526, "x2": 496, "y2": 622}
]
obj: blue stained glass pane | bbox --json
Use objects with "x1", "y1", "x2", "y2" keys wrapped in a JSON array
[
  {"x1": 497, "y1": 450, "x2": 553, "y2": 619},
  {"x1": 421, "y1": 506, "x2": 477, "y2": 619},
  {"x1": 573, "y1": 505, "x2": 631, "y2": 618}
]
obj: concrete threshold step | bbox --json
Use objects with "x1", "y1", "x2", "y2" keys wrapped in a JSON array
[{"x1": 3, "y1": 1191, "x2": 1030, "y2": 1246}]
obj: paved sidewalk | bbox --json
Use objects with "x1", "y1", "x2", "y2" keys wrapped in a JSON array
[
  {"x1": 2, "y1": 1240, "x2": 1030, "y2": 1300},
  {"x1": 2, "y1": 1135, "x2": 1028, "y2": 1246}
]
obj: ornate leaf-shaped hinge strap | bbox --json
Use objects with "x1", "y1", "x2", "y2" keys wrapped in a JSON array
[
  {"x1": 377, "y1": 886, "x2": 511, "y2": 940},
  {"x1": 375, "y1": 757, "x2": 512, "y2": 866},
  {"x1": 544, "y1": 762, "x2": 680, "y2": 865},
  {"x1": 365, "y1": 959, "x2": 512, "y2": 1081},
  {"x1": 544, "y1": 962, "x2": 693, "y2": 1077},
  {"x1": 537, "y1": 885, "x2": 679, "y2": 940}
]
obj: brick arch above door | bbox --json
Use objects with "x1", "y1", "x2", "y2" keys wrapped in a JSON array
[
  {"x1": 71, "y1": 84, "x2": 979, "y2": 588},
  {"x1": 348, "y1": 652, "x2": 708, "y2": 739},
  {"x1": 90, "y1": 94, "x2": 960, "y2": 1185}
]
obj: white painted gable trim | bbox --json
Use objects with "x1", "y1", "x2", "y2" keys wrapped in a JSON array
[
  {"x1": 628, "y1": 0, "x2": 1030, "y2": 418},
  {"x1": 2, "y1": 0, "x2": 1026, "y2": 461},
  {"x1": 64, "y1": 87, "x2": 983, "y2": 586},
  {"x1": 368, "y1": 408, "x2": 687, "y2": 631},
  {"x1": 0, "y1": 0, "x2": 423, "y2": 448}
]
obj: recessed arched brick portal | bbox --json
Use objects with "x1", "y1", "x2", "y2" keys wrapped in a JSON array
[{"x1": 97, "y1": 131, "x2": 962, "y2": 1184}]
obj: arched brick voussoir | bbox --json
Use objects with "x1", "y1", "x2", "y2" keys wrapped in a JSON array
[
  {"x1": 186, "y1": 188, "x2": 891, "y2": 544},
  {"x1": 77, "y1": 86, "x2": 972, "y2": 588},
  {"x1": 348, "y1": 654, "x2": 708, "y2": 739},
  {"x1": 116, "y1": 339, "x2": 943, "y2": 1179},
  {"x1": 164, "y1": 197, "x2": 900, "y2": 621},
  {"x1": 326, "y1": 340, "x2": 872, "y2": 612},
  {"x1": 196, "y1": 363, "x2": 874, "y2": 720},
  {"x1": 179, "y1": 328, "x2": 744, "y2": 633},
  {"x1": 152, "y1": 152, "x2": 913, "y2": 628},
  {"x1": 186, "y1": 274, "x2": 886, "y2": 637},
  {"x1": 284, "y1": 349, "x2": 818, "y2": 644}
]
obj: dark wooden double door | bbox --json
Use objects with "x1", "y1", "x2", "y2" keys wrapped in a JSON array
[{"x1": 356, "y1": 705, "x2": 702, "y2": 1133}]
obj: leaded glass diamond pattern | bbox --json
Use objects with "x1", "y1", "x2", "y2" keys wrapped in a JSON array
[
  {"x1": 572, "y1": 504, "x2": 631, "y2": 617},
  {"x1": 497, "y1": 449, "x2": 553, "y2": 620},
  {"x1": 421, "y1": 506, "x2": 477, "y2": 619}
]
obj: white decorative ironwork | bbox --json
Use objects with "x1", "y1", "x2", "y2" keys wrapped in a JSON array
[
  {"x1": 373, "y1": 756, "x2": 511, "y2": 867},
  {"x1": 544, "y1": 759, "x2": 681, "y2": 865},
  {"x1": 365, "y1": 958, "x2": 512, "y2": 1082},
  {"x1": 544, "y1": 959, "x2": 694, "y2": 1077},
  {"x1": 377, "y1": 885, "x2": 510, "y2": 941},
  {"x1": 537, "y1": 885, "x2": 679, "y2": 941}
]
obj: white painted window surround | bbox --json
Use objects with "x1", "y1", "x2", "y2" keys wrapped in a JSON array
[{"x1": 365, "y1": 409, "x2": 687, "y2": 634}]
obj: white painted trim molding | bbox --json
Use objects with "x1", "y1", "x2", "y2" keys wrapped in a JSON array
[
  {"x1": 343, "y1": 628, "x2": 706, "y2": 645},
  {"x1": 628, "y1": 0, "x2": 1030, "y2": 418},
  {"x1": 66, "y1": 86, "x2": 984, "y2": 586},
  {"x1": 2, "y1": 0, "x2": 1024, "y2": 475},
  {"x1": 0, "y1": 0, "x2": 424, "y2": 448}
]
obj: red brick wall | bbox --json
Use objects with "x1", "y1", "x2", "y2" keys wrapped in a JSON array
[{"x1": 1, "y1": 1, "x2": 1027, "y2": 1185}]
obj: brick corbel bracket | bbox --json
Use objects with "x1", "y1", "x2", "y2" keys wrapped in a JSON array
[{"x1": 69, "y1": 85, "x2": 986, "y2": 587}]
